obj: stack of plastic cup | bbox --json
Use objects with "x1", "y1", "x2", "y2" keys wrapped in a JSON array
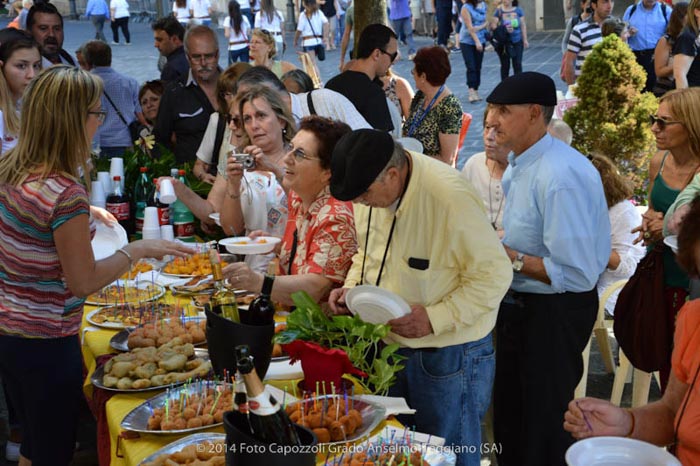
[
  {"x1": 160, "y1": 225, "x2": 175, "y2": 241},
  {"x1": 90, "y1": 181, "x2": 106, "y2": 208},
  {"x1": 109, "y1": 158, "x2": 125, "y2": 190},
  {"x1": 159, "y1": 178, "x2": 177, "y2": 204},
  {"x1": 97, "y1": 171, "x2": 112, "y2": 194},
  {"x1": 142, "y1": 206, "x2": 161, "y2": 239}
]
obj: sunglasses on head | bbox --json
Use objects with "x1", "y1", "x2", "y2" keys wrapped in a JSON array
[{"x1": 649, "y1": 114, "x2": 683, "y2": 130}]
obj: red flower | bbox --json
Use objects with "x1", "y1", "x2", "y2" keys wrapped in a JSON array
[{"x1": 282, "y1": 340, "x2": 367, "y2": 392}]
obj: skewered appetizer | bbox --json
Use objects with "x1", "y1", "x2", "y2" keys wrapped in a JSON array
[
  {"x1": 87, "y1": 282, "x2": 162, "y2": 306},
  {"x1": 141, "y1": 440, "x2": 225, "y2": 466},
  {"x1": 285, "y1": 398, "x2": 363, "y2": 443},
  {"x1": 147, "y1": 384, "x2": 232, "y2": 431},
  {"x1": 90, "y1": 303, "x2": 177, "y2": 328}
]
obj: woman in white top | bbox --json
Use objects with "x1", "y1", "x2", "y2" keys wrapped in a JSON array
[
  {"x1": 294, "y1": 0, "x2": 328, "y2": 82},
  {"x1": 172, "y1": 0, "x2": 193, "y2": 26},
  {"x1": 110, "y1": 0, "x2": 130, "y2": 44},
  {"x1": 589, "y1": 154, "x2": 646, "y2": 314},
  {"x1": 461, "y1": 108, "x2": 508, "y2": 236},
  {"x1": 190, "y1": 0, "x2": 213, "y2": 26},
  {"x1": 255, "y1": 0, "x2": 285, "y2": 56},
  {"x1": 224, "y1": 0, "x2": 251, "y2": 64}
]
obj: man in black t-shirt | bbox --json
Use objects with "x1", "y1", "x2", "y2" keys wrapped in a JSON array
[
  {"x1": 152, "y1": 16, "x2": 190, "y2": 85},
  {"x1": 673, "y1": 25, "x2": 700, "y2": 88},
  {"x1": 325, "y1": 23, "x2": 396, "y2": 132}
]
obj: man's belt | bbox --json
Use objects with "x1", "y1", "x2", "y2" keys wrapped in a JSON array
[
  {"x1": 302, "y1": 35, "x2": 322, "y2": 40},
  {"x1": 633, "y1": 48, "x2": 655, "y2": 56},
  {"x1": 229, "y1": 40, "x2": 248, "y2": 45}
]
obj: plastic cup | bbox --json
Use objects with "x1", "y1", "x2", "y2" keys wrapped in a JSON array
[
  {"x1": 141, "y1": 227, "x2": 161, "y2": 240},
  {"x1": 109, "y1": 158, "x2": 124, "y2": 189},
  {"x1": 90, "y1": 181, "x2": 106, "y2": 208},
  {"x1": 160, "y1": 225, "x2": 175, "y2": 241},
  {"x1": 159, "y1": 179, "x2": 177, "y2": 204},
  {"x1": 143, "y1": 206, "x2": 160, "y2": 231},
  {"x1": 97, "y1": 171, "x2": 112, "y2": 194}
]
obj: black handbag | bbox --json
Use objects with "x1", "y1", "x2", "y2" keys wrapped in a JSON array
[{"x1": 307, "y1": 14, "x2": 325, "y2": 61}]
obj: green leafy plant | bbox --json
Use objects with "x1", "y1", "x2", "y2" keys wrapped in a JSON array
[
  {"x1": 274, "y1": 291, "x2": 405, "y2": 396},
  {"x1": 564, "y1": 34, "x2": 658, "y2": 190}
]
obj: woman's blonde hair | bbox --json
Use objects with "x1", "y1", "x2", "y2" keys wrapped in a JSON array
[
  {"x1": 0, "y1": 65, "x2": 103, "y2": 187},
  {"x1": 659, "y1": 87, "x2": 700, "y2": 158},
  {"x1": 687, "y1": 0, "x2": 700, "y2": 33},
  {"x1": 237, "y1": 84, "x2": 296, "y2": 146},
  {"x1": 251, "y1": 28, "x2": 277, "y2": 59}
]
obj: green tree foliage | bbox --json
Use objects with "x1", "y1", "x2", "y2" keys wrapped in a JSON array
[{"x1": 564, "y1": 35, "x2": 657, "y2": 186}]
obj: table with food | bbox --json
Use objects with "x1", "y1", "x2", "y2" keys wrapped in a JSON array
[{"x1": 80, "y1": 238, "x2": 445, "y2": 466}]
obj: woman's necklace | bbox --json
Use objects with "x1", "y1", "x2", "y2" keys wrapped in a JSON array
[{"x1": 488, "y1": 160, "x2": 505, "y2": 230}]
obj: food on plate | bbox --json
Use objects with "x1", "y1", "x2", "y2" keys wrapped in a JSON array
[
  {"x1": 171, "y1": 276, "x2": 215, "y2": 294},
  {"x1": 192, "y1": 293, "x2": 255, "y2": 308},
  {"x1": 147, "y1": 384, "x2": 232, "y2": 431},
  {"x1": 89, "y1": 303, "x2": 178, "y2": 328},
  {"x1": 285, "y1": 397, "x2": 363, "y2": 442},
  {"x1": 141, "y1": 439, "x2": 225, "y2": 466},
  {"x1": 100, "y1": 339, "x2": 211, "y2": 389},
  {"x1": 127, "y1": 319, "x2": 206, "y2": 349},
  {"x1": 163, "y1": 253, "x2": 228, "y2": 276},
  {"x1": 87, "y1": 282, "x2": 162, "y2": 305},
  {"x1": 234, "y1": 238, "x2": 268, "y2": 245},
  {"x1": 120, "y1": 261, "x2": 154, "y2": 280},
  {"x1": 333, "y1": 447, "x2": 429, "y2": 466}
]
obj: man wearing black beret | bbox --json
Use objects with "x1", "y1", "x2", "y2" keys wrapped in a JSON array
[
  {"x1": 328, "y1": 129, "x2": 512, "y2": 466},
  {"x1": 486, "y1": 72, "x2": 611, "y2": 465}
]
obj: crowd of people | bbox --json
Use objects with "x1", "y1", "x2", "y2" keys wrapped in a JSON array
[{"x1": 0, "y1": 2, "x2": 700, "y2": 466}]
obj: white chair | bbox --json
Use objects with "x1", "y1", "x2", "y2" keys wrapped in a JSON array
[{"x1": 611, "y1": 349, "x2": 661, "y2": 407}]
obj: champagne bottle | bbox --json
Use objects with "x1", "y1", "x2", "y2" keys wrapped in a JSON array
[
  {"x1": 243, "y1": 274, "x2": 275, "y2": 325},
  {"x1": 235, "y1": 345, "x2": 301, "y2": 446},
  {"x1": 208, "y1": 243, "x2": 239, "y2": 322},
  {"x1": 232, "y1": 370, "x2": 253, "y2": 434}
]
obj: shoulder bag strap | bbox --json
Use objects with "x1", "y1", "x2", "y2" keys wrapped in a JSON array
[
  {"x1": 103, "y1": 90, "x2": 129, "y2": 127},
  {"x1": 210, "y1": 114, "x2": 227, "y2": 175},
  {"x1": 306, "y1": 90, "x2": 316, "y2": 115}
]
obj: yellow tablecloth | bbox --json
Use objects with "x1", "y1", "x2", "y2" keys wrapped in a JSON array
[{"x1": 80, "y1": 295, "x2": 399, "y2": 466}]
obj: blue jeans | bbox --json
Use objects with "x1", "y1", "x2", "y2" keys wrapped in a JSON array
[
  {"x1": 392, "y1": 16, "x2": 416, "y2": 54},
  {"x1": 389, "y1": 333, "x2": 495, "y2": 466},
  {"x1": 335, "y1": 14, "x2": 345, "y2": 48},
  {"x1": 241, "y1": 8, "x2": 254, "y2": 28},
  {"x1": 435, "y1": 0, "x2": 453, "y2": 46},
  {"x1": 498, "y1": 40, "x2": 523, "y2": 81},
  {"x1": 460, "y1": 42, "x2": 484, "y2": 90},
  {"x1": 228, "y1": 47, "x2": 250, "y2": 64},
  {"x1": 91, "y1": 14, "x2": 106, "y2": 41}
]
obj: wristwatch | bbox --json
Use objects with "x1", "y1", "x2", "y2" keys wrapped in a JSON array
[{"x1": 512, "y1": 252, "x2": 525, "y2": 273}]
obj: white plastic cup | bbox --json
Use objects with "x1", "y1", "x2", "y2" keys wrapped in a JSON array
[
  {"x1": 97, "y1": 171, "x2": 112, "y2": 194},
  {"x1": 109, "y1": 158, "x2": 125, "y2": 190},
  {"x1": 141, "y1": 227, "x2": 161, "y2": 240},
  {"x1": 159, "y1": 178, "x2": 177, "y2": 204},
  {"x1": 90, "y1": 181, "x2": 106, "y2": 208},
  {"x1": 160, "y1": 225, "x2": 175, "y2": 241},
  {"x1": 143, "y1": 206, "x2": 160, "y2": 231}
]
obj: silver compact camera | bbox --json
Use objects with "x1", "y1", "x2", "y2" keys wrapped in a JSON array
[{"x1": 232, "y1": 153, "x2": 256, "y2": 170}]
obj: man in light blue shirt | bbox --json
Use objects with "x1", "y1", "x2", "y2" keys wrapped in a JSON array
[
  {"x1": 486, "y1": 72, "x2": 611, "y2": 466},
  {"x1": 623, "y1": 0, "x2": 669, "y2": 92},
  {"x1": 389, "y1": 0, "x2": 416, "y2": 58},
  {"x1": 85, "y1": 0, "x2": 110, "y2": 42}
]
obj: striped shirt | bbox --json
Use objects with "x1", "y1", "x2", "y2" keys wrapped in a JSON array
[
  {"x1": 568, "y1": 18, "x2": 602, "y2": 77},
  {"x1": 0, "y1": 174, "x2": 92, "y2": 339}
]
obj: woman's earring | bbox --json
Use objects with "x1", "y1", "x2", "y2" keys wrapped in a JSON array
[{"x1": 282, "y1": 127, "x2": 287, "y2": 135}]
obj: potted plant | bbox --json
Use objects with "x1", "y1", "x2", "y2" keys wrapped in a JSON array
[{"x1": 274, "y1": 291, "x2": 405, "y2": 396}]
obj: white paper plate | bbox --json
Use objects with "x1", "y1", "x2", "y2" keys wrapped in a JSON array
[
  {"x1": 219, "y1": 236, "x2": 281, "y2": 255},
  {"x1": 91, "y1": 222, "x2": 128, "y2": 260},
  {"x1": 664, "y1": 235, "x2": 678, "y2": 254},
  {"x1": 208, "y1": 212, "x2": 221, "y2": 226},
  {"x1": 565, "y1": 437, "x2": 681, "y2": 466},
  {"x1": 345, "y1": 285, "x2": 411, "y2": 325}
]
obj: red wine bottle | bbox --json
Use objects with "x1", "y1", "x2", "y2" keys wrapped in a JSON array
[
  {"x1": 242, "y1": 275, "x2": 275, "y2": 325},
  {"x1": 235, "y1": 345, "x2": 301, "y2": 446}
]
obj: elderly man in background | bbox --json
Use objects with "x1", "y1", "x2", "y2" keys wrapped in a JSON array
[
  {"x1": 486, "y1": 72, "x2": 611, "y2": 466},
  {"x1": 328, "y1": 129, "x2": 512, "y2": 466}
]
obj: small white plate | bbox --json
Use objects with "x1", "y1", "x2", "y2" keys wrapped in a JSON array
[
  {"x1": 345, "y1": 285, "x2": 411, "y2": 325},
  {"x1": 566, "y1": 437, "x2": 681, "y2": 466},
  {"x1": 208, "y1": 212, "x2": 221, "y2": 226},
  {"x1": 219, "y1": 236, "x2": 281, "y2": 255},
  {"x1": 91, "y1": 222, "x2": 128, "y2": 260},
  {"x1": 664, "y1": 235, "x2": 678, "y2": 254}
]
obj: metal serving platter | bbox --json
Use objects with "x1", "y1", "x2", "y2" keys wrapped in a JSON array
[
  {"x1": 285, "y1": 395, "x2": 386, "y2": 446},
  {"x1": 109, "y1": 315, "x2": 207, "y2": 352},
  {"x1": 121, "y1": 381, "x2": 231, "y2": 434},
  {"x1": 137, "y1": 433, "x2": 226, "y2": 466},
  {"x1": 328, "y1": 441, "x2": 456, "y2": 465},
  {"x1": 85, "y1": 300, "x2": 174, "y2": 330},
  {"x1": 91, "y1": 348, "x2": 210, "y2": 393},
  {"x1": 85, "y1": 281, "x2": 165, "y2": 307}
]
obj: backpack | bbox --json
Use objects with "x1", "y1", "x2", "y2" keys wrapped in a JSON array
[{"x1": 627, "y1": 1, "x2": 669, "y2": 24}]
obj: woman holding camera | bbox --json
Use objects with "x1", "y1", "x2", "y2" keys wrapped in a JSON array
[
  {"x1": 223, "y1": 116, "x2": 357, "y2": 305},
  {"x1": 220, "y1": 85, "x2": 295, "y2": 271}
]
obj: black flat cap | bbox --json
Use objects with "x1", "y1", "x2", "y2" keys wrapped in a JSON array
[
  {"x1": 486, "y1": 71, "x2": 557, "y2": 106},
  {"x1": 330, "y1": 129, "x2": 394, "y2": 201}
]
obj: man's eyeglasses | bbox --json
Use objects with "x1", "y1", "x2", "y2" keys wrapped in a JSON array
[
  {"x1": 291, "y1": 147, "x2": 319, "y2": 162},
  {"x1": 649, "y1": 114, "x2": 683, "y2": 130},
  {"x1": 379, "y1": 48, "x2": 398, "y2": 63},
  {"x1": 89, "y1": 110, "x2": 107, "y2": 123},
  {"x1": 189, "y1": 52, "x2": 217, "y2": 63},
  {"x1": 226, "y1": 114, "x2": 241, "y2": 126}
]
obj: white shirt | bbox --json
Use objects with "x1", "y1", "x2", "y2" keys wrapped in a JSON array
[
  {"x1": 461, "y1": 152, "x2": 505, "y2": 230},
  {"x1": 223, "y1": 15, "x2": 251, "y2": 50},
  {"x1": 110, "y1": 0, "x2": 129, "y2": 19},
  {"x1": 191, "y1": 0, "x2": 211, "y2": 18},
  {"x1": 596, "y1": 200, "x2": 646, "y2": 314},
  {"x1": 289, "y1": 89, "x2": 371, "y2": 130},
  {"x1": 197, "y1": 113, "x2": 232, "y2": 165},
  {"x1": 296, "y1": 10, "x2": 327, "y2": 46},
  {"x1": 255, "y1": 9, "x2": 285, "y2": 41},
  {"x1": 172, "y1": 0, "x2": 192, "y2": 19}
]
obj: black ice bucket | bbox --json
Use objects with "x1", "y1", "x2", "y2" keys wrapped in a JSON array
[
  {"x1": 205, "y1": 309, "x2": 275, "y2": 379},
  {"x1": 223, "y1": 410, "x2": 318, "y2": 466}
]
